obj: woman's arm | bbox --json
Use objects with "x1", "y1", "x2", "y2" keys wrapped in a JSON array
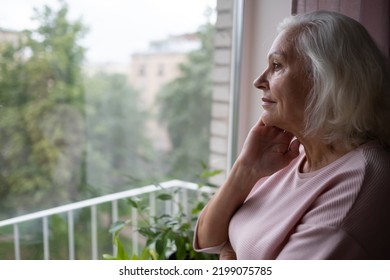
[{"x1": 196, "y1": 119, "x2": 301, "y2": 249}]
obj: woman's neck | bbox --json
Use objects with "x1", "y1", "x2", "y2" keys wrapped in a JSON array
[{"x1": 298, "y1": 137, "x2": 353, "y2": 173}]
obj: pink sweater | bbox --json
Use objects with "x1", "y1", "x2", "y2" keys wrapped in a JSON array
[{"x1": 194, "y1": 141, "x2": 390, "y2": 259}]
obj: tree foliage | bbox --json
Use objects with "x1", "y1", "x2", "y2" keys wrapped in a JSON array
[
  {"x1": 0, "y1": 2, "x2": 87, "y2": 217},
  {"x1": 157, "y1": 23, "x2": 215, "y2": 180},
  {"x1": 0, "y1": 1, "x2": 156, "y2": 220},
  {"x1": 84, "y1": 72, "x2": 152, "y2": 191}
]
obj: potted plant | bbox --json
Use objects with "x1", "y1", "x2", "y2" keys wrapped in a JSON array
[{"x1": 103, "y1": 168, "x2": 220, "y2": 260}]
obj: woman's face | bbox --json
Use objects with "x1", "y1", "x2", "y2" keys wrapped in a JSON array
[{"x1": 253, "y1": 30, "x2": 311, "y2": 135}]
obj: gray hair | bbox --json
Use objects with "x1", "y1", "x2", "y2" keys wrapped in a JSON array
[{"x1": 278, "y1": 11, "x2": 390, "y2": 148}]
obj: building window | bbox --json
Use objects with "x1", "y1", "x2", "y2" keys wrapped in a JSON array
[
  {"x1": 157, "y1": 64, "x2": 164, "y2": 76},
  {"x1": 138, "y1": 65, "x2": 145, "y2": 76}
]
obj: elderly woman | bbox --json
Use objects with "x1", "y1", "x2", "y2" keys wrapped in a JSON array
[{"x1": 194, "y1": 10, "x2": 390, "y2": 259}]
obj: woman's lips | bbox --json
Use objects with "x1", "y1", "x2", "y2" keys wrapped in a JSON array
[{"x1": 262, "y1": 97, "x2": 276, "y2": 106}]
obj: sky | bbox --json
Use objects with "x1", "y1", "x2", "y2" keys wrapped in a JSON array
[{"x1": 0, "y1": 0, "x2": 216, "y2": 64}]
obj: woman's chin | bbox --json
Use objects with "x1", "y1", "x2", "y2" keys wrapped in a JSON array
[{"x1": 260, "y1": 113, "x2": 276, "y2": 127}]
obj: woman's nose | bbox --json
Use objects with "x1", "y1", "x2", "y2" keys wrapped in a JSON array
[{"x1": 253, "y1": 70, "x2": 269, "y2": 90}]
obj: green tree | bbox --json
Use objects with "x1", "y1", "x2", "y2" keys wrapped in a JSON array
[
  {"x1": 84, "y1": 72, "x2": 154, "y2": 192},
  {"x1": 0, "y1": 1, "x2": 159, "y2": 260},
  {"x1": 0, "y1": 1, "x2": 87, "y2": 218},
  {"x1": 157, "y1": 23, "x2": 215, "y2": 180}
]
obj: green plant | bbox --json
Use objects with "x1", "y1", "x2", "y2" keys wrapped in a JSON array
[{"x1": 103, "y1": 168, "x2": 220, "y2": 260}]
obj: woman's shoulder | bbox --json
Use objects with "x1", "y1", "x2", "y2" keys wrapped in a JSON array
[
  {"x1": 357, "y1": 140, "x2": 390, "y2": 174},
  {"x1": 341, "y1": 141, "x2": 390, "y2": 258}
]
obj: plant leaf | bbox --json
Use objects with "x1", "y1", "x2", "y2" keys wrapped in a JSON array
[
  {"x1": 109, "y1": 221, "x2": 126, "y2": 234},
  {"x1": 114, "y1": 235, "x2": 130, "y2": 260},
  {"x1": 102, "y1": 254, "x2": 116, "y2": 260},
  {"x1": 192, "y1": 202, "x2": 205, "y2": 214},
  {"x1": 200, "y1": 169, "x2": 222, "y2": 178},
  {"x1": 127, "y1": 197, "x2": 141, "y2": 208},
  {"x1": 157, "y1": 193, "x2": 172, "y2": 201},
  {"x1": 138, "y1": 227, "x2": 157, "y2": 238}
]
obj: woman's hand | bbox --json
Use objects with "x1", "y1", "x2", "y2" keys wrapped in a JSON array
[
  {"x1": 195, "y1": 118, "x2": 300, "y2": 250},
  {"x1": 235, "y1": 118, "x2": 301, "y2": 181}
]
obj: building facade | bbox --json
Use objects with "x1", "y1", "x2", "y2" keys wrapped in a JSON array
[{"x1": 129, "y1": 34, "x2": 200, "y2": 152}]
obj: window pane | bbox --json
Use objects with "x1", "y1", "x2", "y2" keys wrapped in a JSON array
[{"x1": 0, "y1": 0, "x2": 216, "y2": 259}]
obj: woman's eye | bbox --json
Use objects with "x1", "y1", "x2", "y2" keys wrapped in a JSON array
[{"x1": 272, "y1": 62, "x2": 281, "y2": 70}]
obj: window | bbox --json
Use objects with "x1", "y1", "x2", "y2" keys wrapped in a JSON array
[
  {"x1": 0, "y1": 0, "x2": 216, "y2": 259},
  {"x1": 138, "y1": 65, "x2": 145, "y2": 76},
  {"x1": 157, "y1": 64, "x2": 164, "y2": 77}
]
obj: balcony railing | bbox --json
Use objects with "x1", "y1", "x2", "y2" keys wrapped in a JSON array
[{"x1": 0, "y1": 180, "x2": 214, "y2": 260}]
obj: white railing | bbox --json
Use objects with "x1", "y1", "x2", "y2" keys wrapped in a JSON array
[{"x1": 0, "y1": 180, "x2": 214, "y2": 260}]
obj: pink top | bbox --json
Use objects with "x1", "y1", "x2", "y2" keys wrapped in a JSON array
[{"x1": 194, "y1": 141, "x2": 390, "y2": 259}]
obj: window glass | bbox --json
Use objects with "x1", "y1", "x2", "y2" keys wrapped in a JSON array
[{"x1": 0, "y1": 0, "x2": 216, "y2": 259}]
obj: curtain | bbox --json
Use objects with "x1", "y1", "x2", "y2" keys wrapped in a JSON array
[{"x1": 291, "y1": 0, "x2": 389, "y2": 58}]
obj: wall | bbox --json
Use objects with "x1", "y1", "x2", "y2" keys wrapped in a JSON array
[
  {"x1": 237, "y1": 0, "x2": 292, "y2": 152},
  {"x1": 208, "y1": 0, "x2": 234, "y2": 184}
]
